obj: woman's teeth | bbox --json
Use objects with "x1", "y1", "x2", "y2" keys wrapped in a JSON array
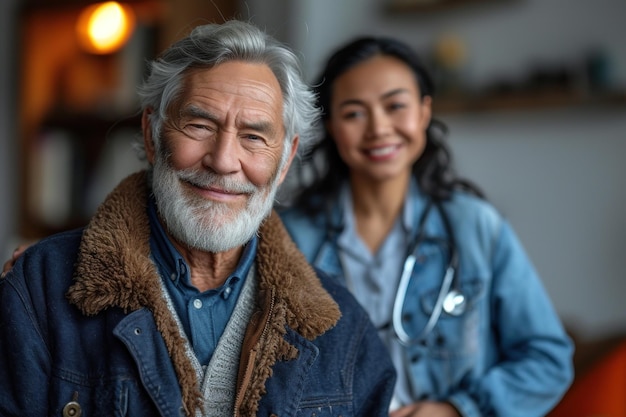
[{"x1": 368, "y1": 145, "x2": 396, "y2": 157}]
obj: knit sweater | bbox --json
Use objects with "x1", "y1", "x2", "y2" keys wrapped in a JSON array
[{"x1": 159, "y1": 263, "x2": 258, "y2": 416}]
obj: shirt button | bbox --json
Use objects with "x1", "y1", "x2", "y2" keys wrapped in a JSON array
[
  {"x1": 224, "y1": 287, "x2": 232, "y2": 296},
  {"x1": 193, "y1": 299, "x2": 202, "y2": 309}
]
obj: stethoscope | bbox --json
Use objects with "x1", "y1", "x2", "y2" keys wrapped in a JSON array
[
  {"x1": 327, "y1": 198, "x2": 466, "y2": 346},
  {"x1": 390, "y1": 199, "x2": 466, "y2": 346}
]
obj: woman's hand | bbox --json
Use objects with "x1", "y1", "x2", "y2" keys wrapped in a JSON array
[
  {"x1": 1, "y1": 244, "x2": 30, "y2": 278},
  {"x1": 390, "y1": 401, "x2": 461, "y2": 417}
]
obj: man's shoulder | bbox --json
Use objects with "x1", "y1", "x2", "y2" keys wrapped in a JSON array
[
  {"x1": 25, "y1": 228, "x2": 84, "y2": 259},
  {"x1": 0, "y1": 228, "x2": 85, "y2": 321},
  {"x1": 7, "y1": 228, "x2": 84, "y2": 282}
]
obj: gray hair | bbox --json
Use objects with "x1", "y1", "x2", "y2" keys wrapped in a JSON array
[{"x1": 136, "y1": 20, "x2": 320, "y2": 161}]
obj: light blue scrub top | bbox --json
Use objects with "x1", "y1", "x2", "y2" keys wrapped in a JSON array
[{"x1": 335, "y1": 184, "x2": 415, "y2": 408}]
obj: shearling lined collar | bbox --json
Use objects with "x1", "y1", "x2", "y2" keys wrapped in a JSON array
[{"x1": 66, "y1": 171, "x2": 341, "y2": 415}]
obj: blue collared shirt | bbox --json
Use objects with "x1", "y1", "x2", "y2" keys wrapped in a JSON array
[
  {"x1": 336, "y1": 183, "x2": 413, "y2": 331},
  {"x1": 335, "y1": 182, "x2": 415, "y2": 407},
  {"x1": 147, "y1": 197, "x2": 257, "y2": 366}
]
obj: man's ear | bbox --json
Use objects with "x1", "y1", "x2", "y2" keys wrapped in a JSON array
[
  {"x1": 142, "y1": 108, "x2": 156, "y2": 164},
  {"x1": 278, "y1": 135, "x2": 299, "y2": 185}
]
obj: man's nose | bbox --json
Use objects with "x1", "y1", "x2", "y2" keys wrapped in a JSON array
[{"x1": 202, "y1": 131, "x2": 242, "y2": 174}]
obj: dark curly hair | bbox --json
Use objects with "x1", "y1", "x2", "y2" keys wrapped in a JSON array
[{"x1": 286, "y1": 36, "x2": 484, "y2": 214}]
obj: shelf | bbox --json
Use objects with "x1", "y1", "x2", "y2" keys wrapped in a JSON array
[
  {"x1": 432, "y1": 90, "x2": 626, "y2": 114},
  {"x1": 387, "y1": 0, "x2": 513, "y2": 14}
]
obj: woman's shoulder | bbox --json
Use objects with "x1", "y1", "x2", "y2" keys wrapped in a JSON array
[
  {"x1": 442, "y1": 190, "x2": 505, "y2": 234},
  {"x1": 278, "y1": 204, "x2": 333, "y2": 260},
  {"x1": 447, "y1": 189, "x2": 498, "y2": 212},
  {"x1": 279, "y1": 205, "x2": 322, "y2": 230}
]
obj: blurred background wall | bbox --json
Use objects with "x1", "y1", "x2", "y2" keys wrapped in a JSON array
[{"x1": 0, "y1": 0, "x2": 624, "y2": 346}]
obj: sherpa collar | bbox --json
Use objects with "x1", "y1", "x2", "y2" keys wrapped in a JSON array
[{"x1": 66, "y1": 171, "x2": 341, "y2": 415}]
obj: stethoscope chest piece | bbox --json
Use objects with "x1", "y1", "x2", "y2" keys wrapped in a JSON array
[{"x1": 442, "y1": 289, "x2": 466, "y2": 316}]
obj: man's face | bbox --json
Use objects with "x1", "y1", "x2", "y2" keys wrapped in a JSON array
[{"x1": 144, "y1": 61, "x2": 297, "y2": 252}]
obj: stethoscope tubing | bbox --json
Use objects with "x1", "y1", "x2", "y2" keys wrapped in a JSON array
[
  {"x1": 325, "y1": 196, "x2": 463, "y2": 346},
  {"x1": 392, "y1": 257, "x2": 456, "y2": 345},
  {"x1": 391, "y1": 200, "x2": 462, "y2": 346}
]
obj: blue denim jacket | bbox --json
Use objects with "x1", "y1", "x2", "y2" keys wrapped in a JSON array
[
  {"x1": 280, "y1": 186, "x2": 574, "y2": 417},
  {"x1": 0, "y1": 172, "x2": 396, "y2": 417}
]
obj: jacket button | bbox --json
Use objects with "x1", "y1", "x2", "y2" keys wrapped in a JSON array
[{"x1": 62, "y1": 401, "x2": 82, "y2": 417}]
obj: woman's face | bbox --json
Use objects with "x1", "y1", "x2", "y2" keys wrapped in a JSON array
[{"x1": 327, "y1": 55, "x2": 431, "y2": 183}]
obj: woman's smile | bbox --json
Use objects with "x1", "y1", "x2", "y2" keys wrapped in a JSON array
[{"x1": 363, "y1": 143, "x2": 402, "y2": 161}]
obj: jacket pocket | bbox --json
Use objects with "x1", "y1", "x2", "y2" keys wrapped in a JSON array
[
  {"x1": 418, "y1": 277, "x2": 484, "y2": 358},
  {"x1": 50, "y1": 372, "x2": 158, "y2": 417}
]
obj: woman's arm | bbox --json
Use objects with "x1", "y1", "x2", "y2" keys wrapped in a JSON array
[{"x1": 452, "y1": 221, "x2": 574, "y2": 417}]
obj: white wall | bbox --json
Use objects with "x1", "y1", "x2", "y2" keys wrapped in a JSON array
[{"x1": 245, "y1": 0, "x2": 626, "y2": 341}]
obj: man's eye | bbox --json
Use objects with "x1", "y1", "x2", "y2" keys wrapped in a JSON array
[
  {"x1": 242, "y1": 134, "x2": 270, "y2": 146},
  {"x1": 189, "y1": 124, "x2": 210, "y2": 131},
  {"x1": 183, "y1": 124, "x2": 214, "y2": 140}
]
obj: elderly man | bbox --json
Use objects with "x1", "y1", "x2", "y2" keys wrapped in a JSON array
[{"x1": 0, "y1": 20, "x2": 395, "y2": 416}]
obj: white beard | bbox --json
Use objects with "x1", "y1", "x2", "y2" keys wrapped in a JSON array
[{"x1": 151, "y1": 154, "x2": 281, "y2": 253}]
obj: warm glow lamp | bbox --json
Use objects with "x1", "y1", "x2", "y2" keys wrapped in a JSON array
[{"x1": 76, "y1": 1, "x2": 136, "y2": 54}]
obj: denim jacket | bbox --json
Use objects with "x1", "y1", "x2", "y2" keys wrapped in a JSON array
[
  {"x1": 280, "y1": 185, "x2": 574, "y2": 417},
  {"x1": 0, "y1": 172, "x2": 395, "y2": 417}
]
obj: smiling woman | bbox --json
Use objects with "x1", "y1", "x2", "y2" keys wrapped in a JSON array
[{"x1": 279, "y1": 35, "x2": 574, "y2": 417}]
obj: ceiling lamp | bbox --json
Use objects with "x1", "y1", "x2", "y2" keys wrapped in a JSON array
[{"x1": 76, "y1": 1, "x2": 136, "y2": 54}]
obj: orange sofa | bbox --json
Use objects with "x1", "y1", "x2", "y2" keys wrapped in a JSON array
[{"x1": 548, "y1": 335, "x2": 626, "y2": 417}]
